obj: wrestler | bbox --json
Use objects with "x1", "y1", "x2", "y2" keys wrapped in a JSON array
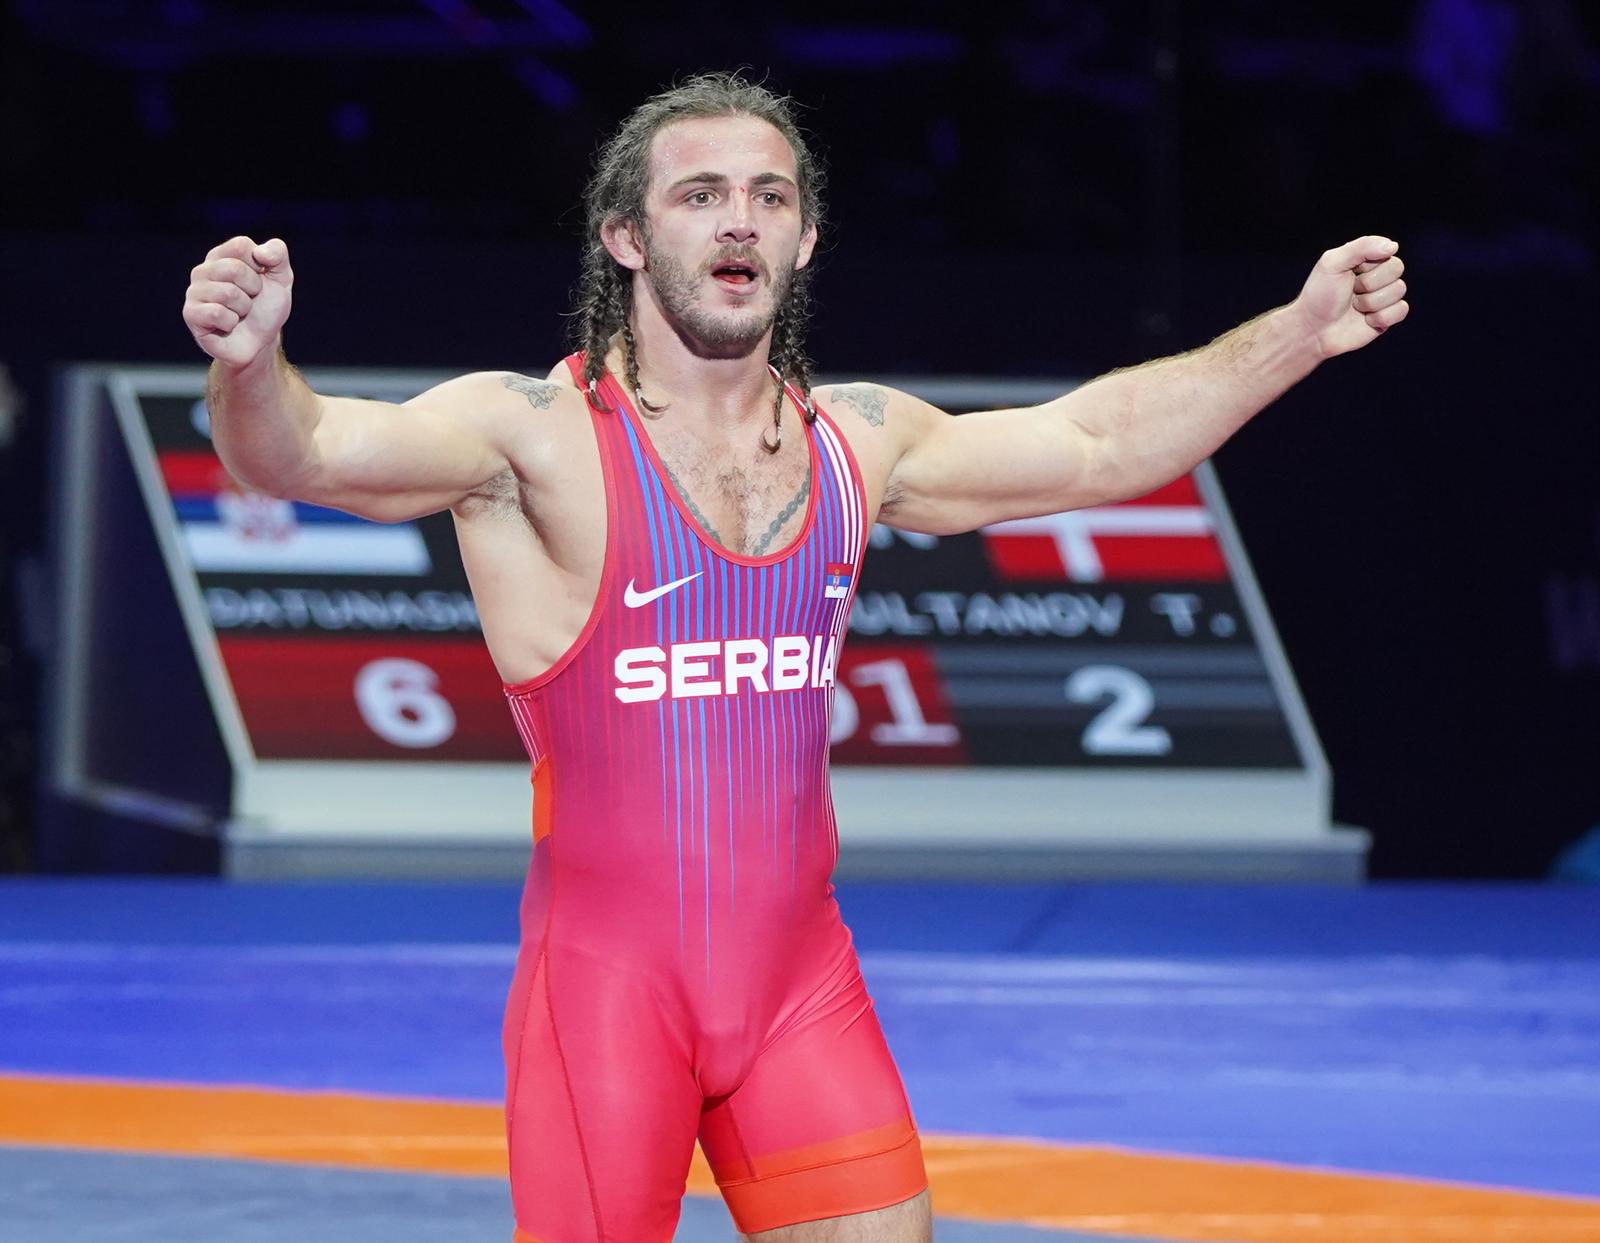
[{"x1": 182, "y1": 72, "x2": 1406, "y2": 1243}]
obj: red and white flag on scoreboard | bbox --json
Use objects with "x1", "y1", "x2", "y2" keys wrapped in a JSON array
[
  {"x1": 159, "y1": 450, "x2": 432, "y2": 576},
  {"x1": 980, "y1": 475, "x2": 1226, "y2": 583}
]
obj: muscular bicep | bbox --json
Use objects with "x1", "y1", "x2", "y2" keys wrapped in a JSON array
[
  {"x1": 876, "y1": 388, "x2": 1106, "y2": 536},
  {"x1": 292, "y1": 371, "x2": 521, "y2": 522}
]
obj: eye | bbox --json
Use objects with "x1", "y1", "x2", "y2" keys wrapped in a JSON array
[
  {"x1": 686, "y1": 190, "x2": 714, "y2": 206},
  {"x1": 757, "y1": 191, "x2": 786, "y2": 206}
]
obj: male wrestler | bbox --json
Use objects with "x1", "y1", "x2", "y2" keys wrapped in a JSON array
[{"x1": 182, "y1": 73, "x2": 1407, "y2": 1243}]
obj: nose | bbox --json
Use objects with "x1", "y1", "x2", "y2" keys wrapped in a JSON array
[{"x1": 717, "y1": 192, "x2": 758, "y2": 244}]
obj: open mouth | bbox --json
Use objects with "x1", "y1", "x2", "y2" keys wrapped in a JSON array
[{"x1": 711, "y1": 261, "x2": 760, "y2": 288}]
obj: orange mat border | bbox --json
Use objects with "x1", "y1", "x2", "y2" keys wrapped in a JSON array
[{"x1": 4, "y1": 1073, "x2": 1600, "y2": 1243}]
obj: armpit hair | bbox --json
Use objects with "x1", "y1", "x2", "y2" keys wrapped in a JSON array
[{"x1": 457, "y1": 464, "x2": 527, "y2": 522}]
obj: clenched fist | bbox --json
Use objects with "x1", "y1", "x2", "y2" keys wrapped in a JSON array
[
  {"x1": 183, "y1": 236, "x2": 293, "y2": 368},
  {"x1": 1291, "y1": 235, "x2": 1409, "y2": 359}
]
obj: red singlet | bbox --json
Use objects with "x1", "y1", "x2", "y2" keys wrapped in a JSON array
[{"x1": 500, "y1": 356, "x2": 926, "y2": 1242}]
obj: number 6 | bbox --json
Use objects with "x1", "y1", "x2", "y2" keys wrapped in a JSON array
[{"x1": 354, "y1": 657, "x2": 457, "y2": 749}]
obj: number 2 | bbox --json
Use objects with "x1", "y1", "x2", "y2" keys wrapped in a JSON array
[{"x1": 1065, "y1": 665, "x2": 1172, "y2": 756}]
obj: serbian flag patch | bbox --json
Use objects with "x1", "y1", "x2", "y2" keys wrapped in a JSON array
[{"x1": 824, "y1": 562, "x2": 854, "y2": 599}]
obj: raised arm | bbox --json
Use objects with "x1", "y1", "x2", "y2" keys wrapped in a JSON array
[
  {"x1": 184, "y1": 236, "x2": 511, "y2": 522},
  {"x1": 870, "y1": 235, "x2": 1408, "y2": 535}
]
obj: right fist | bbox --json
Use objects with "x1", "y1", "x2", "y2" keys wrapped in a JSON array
[{"x1": 183, "y1": 236, "x2": 294, "y2": 368}]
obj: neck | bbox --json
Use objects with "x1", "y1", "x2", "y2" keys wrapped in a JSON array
[{"x1": 613, "y1": 281, "x2": 779, "y2": 431}]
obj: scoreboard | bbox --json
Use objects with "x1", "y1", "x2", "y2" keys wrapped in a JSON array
[
  {"x1": 835, "y1": 473, "x2": 1296, "y2": 770},
  {"x1": 46, "y1": 366, "x2": 1366, "y2": 881}
]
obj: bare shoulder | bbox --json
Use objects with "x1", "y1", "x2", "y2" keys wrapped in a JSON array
[
  {"x1": 402, "y1": 369, "x2": 594, "y2": 516},
  {"x1": 499, "y1": 371, "x2": 571, "y2": 410},
  {"x1": 818, "y1": 380, "x2": 945, "y2": 430},
  {"x1": 406, "y1": 368, "x2": 590, "y2": 450},
  {"x1": 544, "y1": 358, "x2": 583, "y2": 387},
  {"x1": 818, "y1": 380, "x2": 894, "y2": 429},
  {"x1": 813, "y1": 380, "x2": 939, "y2": 517},
  {"x1": 408, "y1": 368, "x2": 583, "y2": 420},
  {"x1": 814, "y1": 379, "x2": 941, "y2": 458}
]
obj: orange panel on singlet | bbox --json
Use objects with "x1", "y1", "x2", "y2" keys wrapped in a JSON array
[{"x1": 530, "y1": 757, "x2": 553, "y2": 845}]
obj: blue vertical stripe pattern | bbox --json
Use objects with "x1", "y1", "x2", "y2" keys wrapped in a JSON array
[
  {"x1": 578, "y1": 372, "x2": 865, "y2": 976},
  {"x1": 618, "y1": 410, "x2": 688, "y2": 945}
]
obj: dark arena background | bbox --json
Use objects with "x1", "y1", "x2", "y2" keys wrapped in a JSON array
[{"x1": 1, "y1": 3, "x2": 1598, "y2": 1242}]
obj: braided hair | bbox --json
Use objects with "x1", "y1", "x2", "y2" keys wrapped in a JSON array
[{"x1": 572, "y1": 72, "x2": 826, "y2": 426}]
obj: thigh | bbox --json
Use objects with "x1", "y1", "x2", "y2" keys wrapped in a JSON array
[
  {"x1": 698, "y1": 956, "x2": 928, "y2": 1237},
  {"x1": 504, "y1": 943, "x2": 701, "y2": 1243},
  {"x1": 745, "y1": 1189, "x2": 931, "y2": 1242}
]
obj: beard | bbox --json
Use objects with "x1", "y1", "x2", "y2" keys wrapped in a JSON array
[{"x1": 642, "y1": 239, "x2": 797, "y2": 357}]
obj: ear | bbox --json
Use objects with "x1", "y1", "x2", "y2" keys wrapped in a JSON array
[
  {"x1": 794, "y1": 219, "x2": 819, "y2": 273},
  {"x1": 601, "y1": 216, "x2": 647, "y2": 271}
]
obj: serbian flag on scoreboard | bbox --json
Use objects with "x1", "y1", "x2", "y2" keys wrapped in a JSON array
[
  {"x1": 980, "y1": 475, "x2": 1226, "y2": 583},
  {"x1": 159, "y1": 450, "x2": 432, "y2": 576},
  {"x1": 824, "y1": 562, "x2": 854, "y2": 599}
]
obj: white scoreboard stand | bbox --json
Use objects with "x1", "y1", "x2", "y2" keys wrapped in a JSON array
[{"x1": 45, "y1": 364, "x2": 1370, "y2": 882}]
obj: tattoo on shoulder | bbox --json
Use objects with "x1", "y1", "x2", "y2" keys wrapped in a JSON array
[
  {"x1": 826, "y1": 384, "x2": 888, "y2": 428},
  {"x1": 501, "y1": 373, "x2": 562, "y2": 409}
]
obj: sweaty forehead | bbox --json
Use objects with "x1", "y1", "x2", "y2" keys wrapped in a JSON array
[{"x1": 647, "y1": 115, "x2": 798, "y2": 193}]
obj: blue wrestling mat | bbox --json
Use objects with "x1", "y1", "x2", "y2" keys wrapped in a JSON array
[{"x1": 1, "y1": 880, "x2": 1598, "y2": 1241}]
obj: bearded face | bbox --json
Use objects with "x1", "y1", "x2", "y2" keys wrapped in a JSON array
[
  {"x1": 640, "y1": 235, "x2": 798, "y2": 356},
  {"x1": 604, "y1": 114, "x2": 817, "y2": 361}
]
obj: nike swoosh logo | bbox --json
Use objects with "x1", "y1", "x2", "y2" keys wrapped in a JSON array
[{"x1": 623, "y1": 572, "x2": 703, "y2": 608}]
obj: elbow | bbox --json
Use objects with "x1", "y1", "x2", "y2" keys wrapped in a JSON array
[
  {"x1": 1059, "y1": 417, "x2": 1124, "y2": 510},
  {"x1": 207, "y1": 385, "x2": 327, "y2": 501},
  {"x1": 248, "y1": 472, "x2": 310, "y2": 502},
  {"x1": 212, "y1": 442, "x2": 319, "y2": 501}
]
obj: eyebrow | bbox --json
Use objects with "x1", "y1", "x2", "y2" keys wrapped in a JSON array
[{"x1": 665, "y1": 171, "x2": 799, "y2": 194}]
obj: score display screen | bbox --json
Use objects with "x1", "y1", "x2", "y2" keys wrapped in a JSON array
[
  {"x1": 836, "y1": 475, "x2": 1297, "y2": 768},
  {"x1": 132, "y1": 382, "x2": 1302, "y2": 770}
]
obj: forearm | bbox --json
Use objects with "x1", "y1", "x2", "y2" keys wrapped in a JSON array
[
  {"x1": 206, "y1": 346, "x2": 325, "y2": 495},
  {"x1": 1067, "y1": 305, "x2": 1322, "y2": 503}
]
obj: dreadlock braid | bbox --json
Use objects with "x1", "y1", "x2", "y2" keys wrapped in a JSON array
[
  {"x1": 570, "y1": 72, "x2": 828, "y2": 417},
  {"x1": 577, "y1": 249, "x2": 626, "y2": 408},
  {"x1": 769, "y1": 269, "x2": 818, "y2": 424},
  {"x1": 618, "y1": 317, "x2": 662, "y2": 414}
]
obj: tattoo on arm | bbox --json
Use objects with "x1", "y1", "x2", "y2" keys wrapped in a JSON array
[
  {"x1": 827, "y1": 384, "x2": 887, "y2": 428},
  {"x1": 663, "y1": 462, "x2": 725, "y2": 545},
  {"x1": 749, "y1": 468, "x2": 811, "y2": 556},
  {"x1": 502, "y1": 373, "x2": 562, "y2": 409}
]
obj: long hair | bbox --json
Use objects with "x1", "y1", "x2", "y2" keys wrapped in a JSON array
[{"x1": 572, "y1": 72, "x2": 826, "y2": 423}]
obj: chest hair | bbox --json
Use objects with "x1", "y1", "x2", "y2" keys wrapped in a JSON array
[{"x1": 658, "y1": 433, "x2": 812, "y2": 557}]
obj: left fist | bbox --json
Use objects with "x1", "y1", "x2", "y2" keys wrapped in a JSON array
[{"x1": 1293, "y1": 235, "x2": 1409, "y2": 358}]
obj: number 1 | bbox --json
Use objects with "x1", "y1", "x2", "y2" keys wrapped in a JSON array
[{"x1": 852, "y1": 658, "x2": 959, "y2": 746}]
